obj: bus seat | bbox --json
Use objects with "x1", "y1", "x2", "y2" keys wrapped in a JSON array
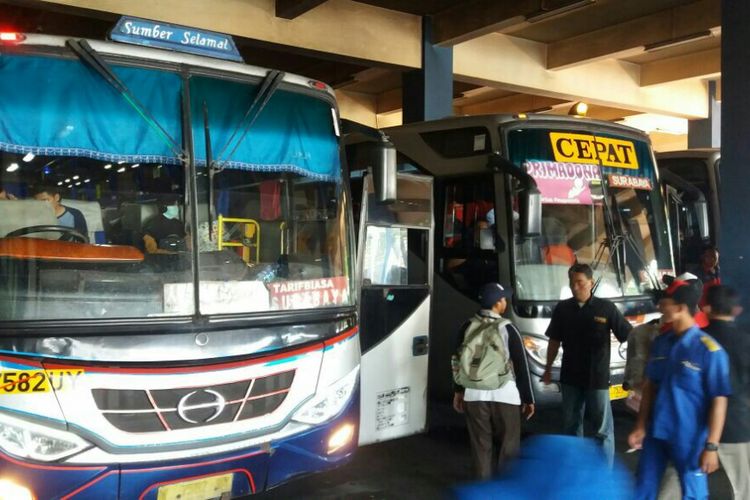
[
  {"x1": 0, "y1": 199, "x2": 59, "y2": 239},
  {"x1": 121, "y1": 203, "x2": 159, "y2": 232},
  {"x1": 64, "y1": 199, "x2": 105, "y2": 244}
]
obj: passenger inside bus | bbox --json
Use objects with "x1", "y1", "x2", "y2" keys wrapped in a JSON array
[
  {"x1": 142, "y1": 194, "x2": 186, "y2": 254},
  {"x1": 31, "y1": 184, "x2": 88, "y2": 237},
  {"x1": 0, "y1": 182, "x2": 16, "y2": 200},
  {"x1": 541, "y1": 217, "x2": 576, "y2": 266}
]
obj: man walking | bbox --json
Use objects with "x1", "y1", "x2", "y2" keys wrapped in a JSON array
[
  {"x1": 703, "y1": 285, "x2": 749, "y2": 500},
  {"x1": 542, "y1": 263, "x2": 632, "y2": 465},
  {"x1": 628, "y1": 280, "x2": 731, "y2": 500},
  {"x1": 453, "y1": 282, "x2": 535, "y2": 479}
]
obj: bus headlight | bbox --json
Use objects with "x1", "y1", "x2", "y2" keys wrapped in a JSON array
[
  {"x1": 292, "y1": 366, "x2": 359, "y2": 425},
  {"x1": 522, "y1": 335, "x2": 562, "y2": 368},
  {"x1": 0, "y1": 412, "x2": 90, "y2": 462},
  {"x1": 0, "y1": 479, "x2": 33, "y2": 500}
]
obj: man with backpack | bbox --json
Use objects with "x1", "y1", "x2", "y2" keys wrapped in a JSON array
[{"x1": 452, "y1": 282, "x2": 535, "y2": 479}]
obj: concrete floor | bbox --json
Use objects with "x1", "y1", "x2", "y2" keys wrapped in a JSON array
[{"x1": 255, "y1": 404, "x2": 733, "y2": 499}]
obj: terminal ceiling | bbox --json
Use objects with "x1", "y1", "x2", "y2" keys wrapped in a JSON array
[{"x1": 2, "y1": 0, "x2": 721, "y2": 148}]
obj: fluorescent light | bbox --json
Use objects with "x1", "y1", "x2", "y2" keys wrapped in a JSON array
[
  {"x1": 22, "y1": 153, "x2": 35, "y2": 162},
  {"x1": 526, "y1": 0, "x2": 594, "y2": 23},
  {"x1": 117, "y1": 167, "x2": 126, "y2": 173},
  {"x1": 104, "y1": 164, "x2": 112, "y2": 170},
  {"x1": 131, "y1": 163, "x2": 140, "y2": 169},
  {"x1": 75, "y1": 181, "x2": 81, "y2": 186},
  {"x1": 6, "y1": 163, "x2": 19, "y2": 173},
  {"x1": 84, "y1": 178, "x2": 91, "y2": 183},
  {"x1": 57, "y1": 181, "x2": 63, "y2": 186},
  {"x1": 72, "y1": 175, "x2": 79, "y2": 180},
  {"x1": 117, "y1": 160, "x2": 126, "y2": 164},
  {"x1": 644, "y1": 31, "x2": 714, "y2": 52},
  {"x1": 65, "y1": 178, "x2": 71, "y2": 183}
]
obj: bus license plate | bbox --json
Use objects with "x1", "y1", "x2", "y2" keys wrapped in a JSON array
[
  {"x1": 157, "y1": 473, "x2": 233, "y2": 500},
  {"x1": 609, "y1": 384, "x2": 628, "y2": 401}
]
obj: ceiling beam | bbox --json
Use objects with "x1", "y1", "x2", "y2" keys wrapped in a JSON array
[
  {"x1": 457, "y1": 94, "x2": 570, "y2": 115},
  {"x1": 275, "y1": 0, "x2": 327, "y2": 19},
  {"x1": 640, "y1": 47, "x2": 721, "y2": 86},
  {"x1": 454, "y1": 32, "x2": 710, "y2": 118},
  {"x1": 432, "y1": 0, "x2": 595, "y2": 46},
  {"x1": 547, "y1": 0, "x2": 720, "y2": 69},
  {"x1": 377, "y1": 88, "x2": 402, "y2": 114}
]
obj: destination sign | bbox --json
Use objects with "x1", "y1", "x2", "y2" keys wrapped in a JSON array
[
  {"x1": 608, "y1": 174, "x2": 652, "y2": 191},
  {"x1": 110, "y1": 16, "x2": 243, "y2": 62},
  {"x1": 549, "y1": 132, "x2": 639, "y2": 169}
]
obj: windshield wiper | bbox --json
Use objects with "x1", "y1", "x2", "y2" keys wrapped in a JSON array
[
  {"x1": 213, "y1": 69, "x2": 285, "y2": 167},
  {"x1": 203, "y1": 100, "x2": 214, "y2": 240},
  {"x1": 65, "y1": 39, "x2": 186, "y2": 161},
  {"x1": 592, "y1": 179, "x2": 626, "y2": 294}
]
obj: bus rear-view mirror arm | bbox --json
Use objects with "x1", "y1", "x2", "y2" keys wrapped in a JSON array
[{"x1": 486, "y1": 153, "x2": 542, "y2": 238}]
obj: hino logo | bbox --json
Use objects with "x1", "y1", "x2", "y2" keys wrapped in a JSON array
[{"x1": 177, "y1": 389, "x2": 226, "y2": 424}]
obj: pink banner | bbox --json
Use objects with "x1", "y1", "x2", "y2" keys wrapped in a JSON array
[{"x1": 524, "y1": 160, "x2": 601, "y2": 205}]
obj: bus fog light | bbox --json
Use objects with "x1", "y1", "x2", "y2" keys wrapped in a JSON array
[
  {"x1": 0, "y1": 478, "x2": 34, "y2": 500},
  {"x1": 0, "y1": 413, "x2": 90, "y2": 462},
  {"x1": 292, "y1": 366, "x2": 359, "y2": 425},
  {"x1": 327, "y1": 423, "x2": 355, "y2": 454}
]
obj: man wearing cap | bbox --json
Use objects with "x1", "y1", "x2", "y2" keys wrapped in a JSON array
[
  {"x1": 542, "y1": 263, "x2": 632, "y2": 465},
  {"x1": 453, "y1": 282, "x2": 535, "y2": 479},
  {"x1": 628, "y1": 280, "x2": 731, "y2": 500}
]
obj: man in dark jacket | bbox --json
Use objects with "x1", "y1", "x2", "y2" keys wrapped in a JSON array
[
  {"x1": 543, "y1": 263, "x2": 632, "y2": 466},
  {"x1": 453, "y1": 282, "x2": 535, "y2": 479},
  {"x1": 704, "y1": 285, "x2": 749, "y2": 500}
]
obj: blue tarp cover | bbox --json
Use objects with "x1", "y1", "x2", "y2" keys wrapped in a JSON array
[
  {"x1": 190, "y1": 76, "x2": 340, "y2": 181},
  {"x1": 0, "y1": 54, "x2": 340, "y2": 181}
]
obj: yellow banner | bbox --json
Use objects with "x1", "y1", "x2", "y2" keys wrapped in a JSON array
[
  {"x1": 549, "y1": 132, "x2": 639, "y2": 169},
  {"x1": 0, "y1": 369, "x2": 84, "y2": 394}
]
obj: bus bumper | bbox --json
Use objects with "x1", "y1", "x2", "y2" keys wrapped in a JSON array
[
  {"x1": 528, "y1": 364, "x2": 626, "y2": 408},
  {"x1": 0, "y1": 391, "x2": 358, "y2": 499}
]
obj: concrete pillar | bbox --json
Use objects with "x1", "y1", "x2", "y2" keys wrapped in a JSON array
[
  {"x1": 402, "y1": 16, "x2": 453, "y2": 124},
  {"x1": 720, "y1": 0, "x2": 750, "y2": 315},
  {"x1": 687, "y1": 80, "x2": 720, "y2": 148}
]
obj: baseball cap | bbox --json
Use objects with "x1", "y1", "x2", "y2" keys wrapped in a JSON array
[
  {"x1": 479, "y1": 282, "x2": 513, "y2": 309},
  {"x1": 664, "y1": 280, "x2": 701, "y2": 312}
]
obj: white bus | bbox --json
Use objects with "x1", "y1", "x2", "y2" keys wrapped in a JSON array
[
  {"x1": 0, "y1": 20, "x2": 375, "y2": 499},
  {"x1": 349, "y1": 114, "x2": 674, "y2": 408}
]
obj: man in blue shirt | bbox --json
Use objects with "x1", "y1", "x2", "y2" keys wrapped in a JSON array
[
  {"x1": 32, "y1": 185, "x2": 87, "y2": 238},
  {"x1": 628, "y1": 280, "x2": 731, "y2": 500}
]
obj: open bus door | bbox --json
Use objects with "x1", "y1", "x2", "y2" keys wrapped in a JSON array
[{"x1": 356, "y1": 172, "x2": 433, "y2": 445}]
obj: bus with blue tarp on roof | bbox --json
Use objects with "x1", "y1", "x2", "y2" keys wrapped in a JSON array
[{"x1": 0, "y1": 16, "x2": 370, "y2": 499}]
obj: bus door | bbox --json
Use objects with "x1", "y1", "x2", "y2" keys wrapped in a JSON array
[{"x1": 357, "y1": 172, "x2": 433, "y2": 445}]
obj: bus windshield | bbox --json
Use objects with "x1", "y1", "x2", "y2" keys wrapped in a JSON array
[
  {"x1": 0, "y1": 52, "x2": 352, "y2": 321},
  {"x1": 506, "y1": 127, "x2": 671, "y2": 301}
]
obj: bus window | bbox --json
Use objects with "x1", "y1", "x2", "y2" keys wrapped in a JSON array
[{"x1": 439, "y1": 175, "x2": 497, "y2": 297}]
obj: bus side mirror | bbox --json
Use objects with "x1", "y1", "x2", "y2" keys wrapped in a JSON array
[
  {"x1": 520, "y1": 186, "x2": 542, "y2": 238},
  {"x1": 372, "y1": 137, "x2": 397, "y2": 204},
  {"x1": 695, "y1": 199, "x2": 710, "y2": 240}
]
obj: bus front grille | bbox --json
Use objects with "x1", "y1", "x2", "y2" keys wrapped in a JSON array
[{"x1": 91, "y1": 370, "x2": 295, "y2": 432}]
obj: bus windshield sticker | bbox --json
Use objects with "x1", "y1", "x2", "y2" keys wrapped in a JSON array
[
  {"x1": 1, "y1": 369, "x2": 84, "y2": 394},
  {"x1": 549, "y1": 132, "x2": 639, "y2": 169},
  {"x1": 608, "y1": 174, "x2": 652, "y2": 191},
  {"x1": 269, "y1": 277, "x2": 350, "y2": 310},
  {"x1": 524, "y1": 160, "x2": 600, "y2": 205},
  {"x1": 376, "y1": 387, "x2": 410, "y2": 431}
]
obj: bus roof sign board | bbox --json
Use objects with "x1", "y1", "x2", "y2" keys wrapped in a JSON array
[{"x1": 109, "y1": 17, "x2": 243, "y2": 63}]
